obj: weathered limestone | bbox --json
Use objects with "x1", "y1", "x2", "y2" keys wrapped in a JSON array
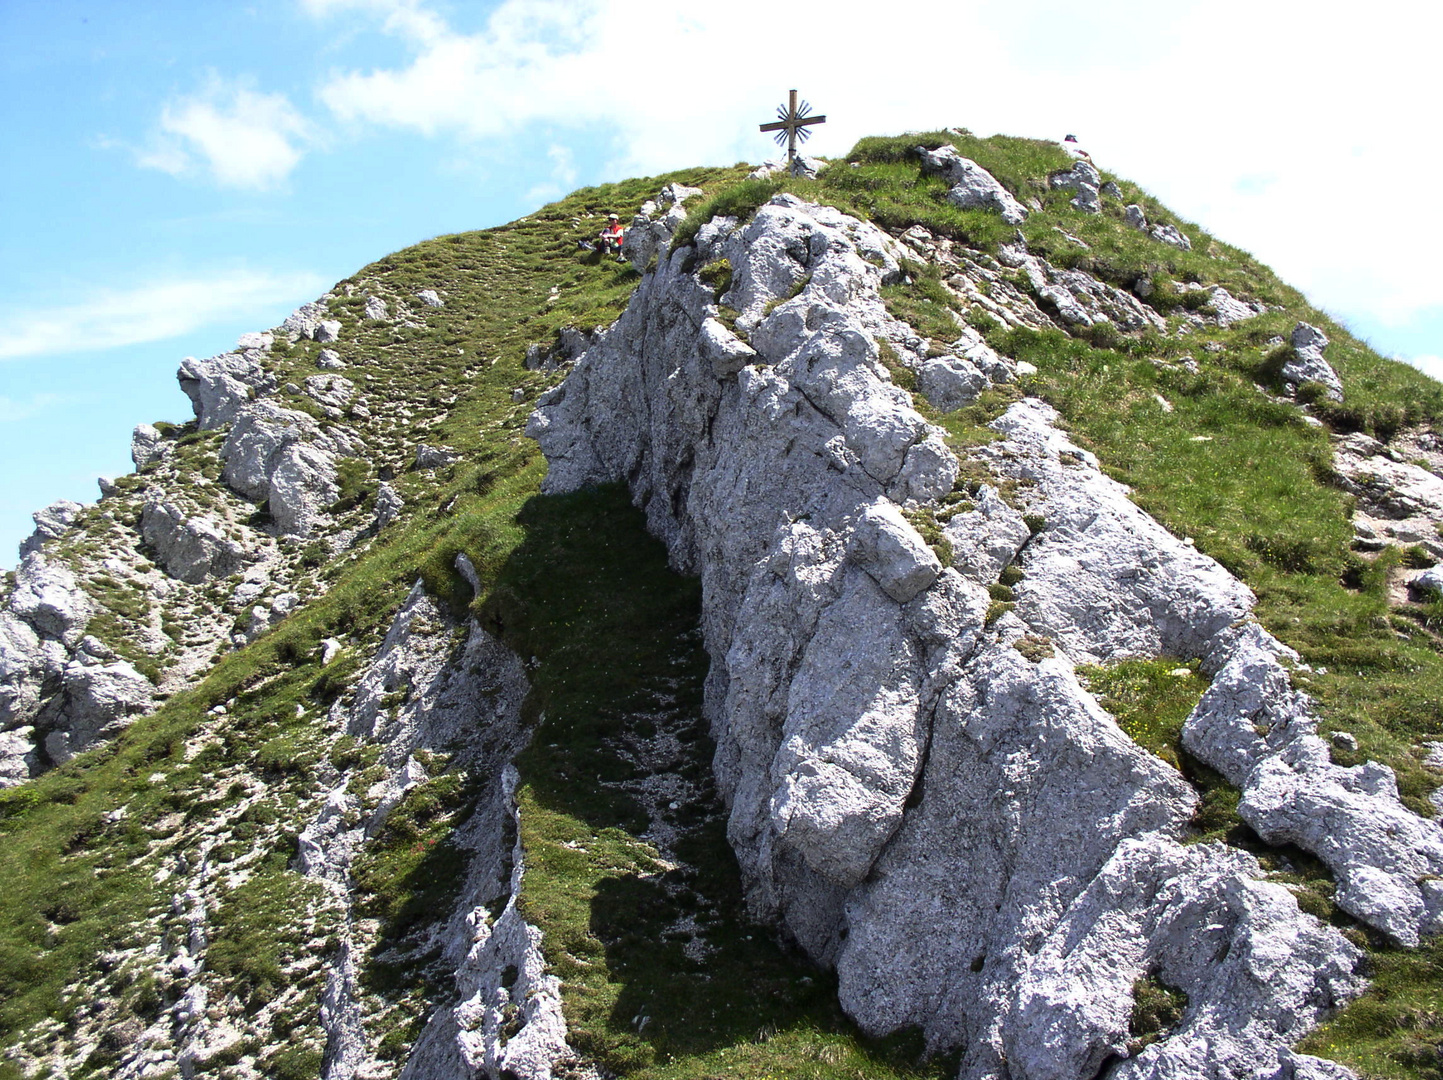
[
  {"x1": 178, "y1": 351, "x2": 279, "y2": 430},
  {"x1": 220, "y1": 402, "x2": 352, "y2": 535},
  {"x1": 530, "y1": 190, "x2": 1369, "y2": 1075},
  {"x1": 139, "y1": 500, "x2": 248, "y2": 584},
  {"x1": 1283, "y1": 322, "x2": 1344, "y2": 401},
  {"x1": 917, "y1": 145, "x2": 1029, "y2": 225},
  {"x1": 18, "y1": 499, "x2": 86, "y2": 558},
  {"x1": 1049, "y1": 159, "x2": 1104, "y2": 213}
]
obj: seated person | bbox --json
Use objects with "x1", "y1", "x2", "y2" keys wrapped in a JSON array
[{"x1": 579, "y1": 213, "x2": 626, "y2": 257}]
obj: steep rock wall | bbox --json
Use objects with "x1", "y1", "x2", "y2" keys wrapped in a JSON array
[{"x1": 528, "y1": 188, "x2": 1431, "y2": 1078}]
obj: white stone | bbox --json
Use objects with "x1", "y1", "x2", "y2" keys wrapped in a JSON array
[
  {"x1": 917, "y1": 145, "x2": 1029, "y2": 225},
  {"x1": 1283, "y1": 322, "x2": 1344, "y2": 401},
  {"x1": 415, "y1": 289, "x2": 444, "y2": 308}
]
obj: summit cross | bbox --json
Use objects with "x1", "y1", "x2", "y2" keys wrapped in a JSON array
[{"x1": 759, "y1": 89, "x2": 826, "y2": 165}]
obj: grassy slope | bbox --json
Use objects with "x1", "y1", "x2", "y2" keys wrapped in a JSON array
[{"x1": 1, "y1": 131, "x2": 1440, "y2": 1077}]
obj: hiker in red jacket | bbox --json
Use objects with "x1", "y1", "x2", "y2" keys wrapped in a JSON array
[{"x1": 593, "y1": 213, "x2": 625, "y2": 258}]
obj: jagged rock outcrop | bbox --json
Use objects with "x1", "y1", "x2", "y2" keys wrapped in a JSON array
[
  {"x1": 917, "y1": 145, "x2": 1029, "y2": 224},
  {"x1": 179, "y1": 349, "x2": 279, "y2": 430},
  {"x1": 18, "y1": 500, "x2": 86, "y2": 558},
  {"x1": 528, "y1": 190, "x2": 1382, "y2": 1076},
  {"x1": 220, "y1": 402, "x2": 355, "y2": 535},
  {"x1": 139, "y1": 499, "x2": 249, "y2": 584},
  {"x1": 1284, "y1": 322, "x2": 1344, "y2": 401},
  {"x1": 1049, "y1": 159, "x2": 1103, "y2": 213}
]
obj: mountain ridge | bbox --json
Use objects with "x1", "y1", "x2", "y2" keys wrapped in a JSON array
[{"x1": 1, "y1": 130, "x2": 1441, "y2": 1080}]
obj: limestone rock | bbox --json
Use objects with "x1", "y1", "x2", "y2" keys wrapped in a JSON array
[
  {"x1": 1124, "y1": 204, "x2": 1148, "y2": 230},
  {"x1": 976, "y1": 400, "x2": 1255, "y2": 664},
  {"x1": 363, "y1": 296, "x2": 388, "y2": 321},
  {"x1": 415, "y1": 444, "x2": 460, "y2": 470},
  {"x1": 942, "y1": 485, "x2": 1032, "y2": 584},
  {"x1": 315, "y1": 320, "x2": 343, "y2": 344},
  {"x1": 304, "y1": 374, "x2": 355, "y2": 410},
  {"x1": 219, "y1": 403, "x2": 344, "y2": 536},
  {"x1": 131, "y1": 423, "x2": 169, "y2": 469},
  {"x1": 747, "y1": 157, "x2": 826, "y2": 181},
  {"x1": 698, "y1": 317, "x2": 756, "y2": 377},
  {"x1": 918, "y1": 352, "x2": 990, "y2": 411},
  {"x1": 1049, "y1": 159, "x2": 1103, "y2": 213},
  {"x1": 42, "y1": 654, "x2": 153, "y2": 765},
  {"x1": 139, "y1": 500, "x2": 248, "y2": 584},
  {"x1": 178, "y1": 352, "x2": 279, "y2": 430},
  {"x1": 10, "y1": 554, "x2": 93, "y2": 646},
  {"x1": 317, "y1": 349, "x2": 346, "y2": 370},
  {"x1": 236, "y1": 331, "x2": 272, "y2": 352},
  {"x1": 18, "y1": 500, "x2": 86, "y2": 558},
  {"x1": 374, "y1": 482, "x2": 403, "y2": 529},
  {"x1": 623, "y1": 182, "x2": 703, "y2": 271},
  {"x1": 1283, "y1": 322, "x2": 1344, "y2": 401},
  {"x1": 849, "y1": 500, "x2": 942, "y2": 603},
  {"x1": 282, "y1": 300, "x2": 329, "y2": 338},
  {"x1": 415, "y1": 289, "x2": 444, "y2": 308},
  {"x1": 1208, "y1": 286, "x2": 1263, "y2": 327},
  {"x1": 1150, "y1": 222, "x2": 1193, "y2": 250},
  {"x1": 917, "y1": 145, "x2": 1028, "y2": 225},
  {"x1": 1185, "y1": 622, "x2": 1443, "y2": 945}
]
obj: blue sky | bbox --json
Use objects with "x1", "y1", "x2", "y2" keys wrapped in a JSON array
[{"x1": 3, "y1": 0, "x2": 1440, "y2": 565}]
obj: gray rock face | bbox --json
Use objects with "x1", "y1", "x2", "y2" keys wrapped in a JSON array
[
  {"x1": 1283, "y1": 322, "x2": 1344, "y2": 401},
  {"x1": 10, "y1": 553, "x2": 93, "y2": 646},
  {"x1": 1185, "y1": 623, "x2": 1443, "y2": 946},
  {"x1": 282, "y1": 300, "x2": 329, "y2": 337},
  {"x1": 363, "y1": 296, "x2": 388, "y2": 321},
  {"x1": 1208, "y1": 285, "x2": 1263, "y2": 326},
  {"x1": 178, "y1": 352, "x2": 279, "y2": 430},
  {"x1": 1125, "y1": 203, "x2": 1148, "y2": 230},
  {"x1": 139, "y1": 500, "x2": 248, "y2": 584},
  {"x1": 998, "y1": 241, "x2": 1166, "y2": 333},
  {"x1": 980, "y1": 400, "x2": 1254, "y2": 663},
  {"x1": 531, "y1": 192, "x2": 1369, "y2": 1074},
  {"x1": 316, "y1": 348, "x2": 346, "y2": 370},
  {"x1": 315, "y1": 319, "x2": 343, "y2": 344},
  {"x1": 917, "y1": 145, "x2": 1029, "y2": 225},
  {"x1": 41, "y1": 650, "x2": 153, "y2": 765},
  {"x1": 131, "y1": 423, "x2": 169, "y2": 469},
  {"x1": 18, "y1": 500, "x2": 86, "y2": 558},
  {"x1": 415, "y1": 289, "x2": 444, "y2": 308},
  {"x1": 219, "y1": 403, "x2": 349, "y2": 535},
  {"x1": 1049, "y1": 159, "x2": 1104, "y2": 213},
  {"x1": 622, "y1": 182, "x2": 703, "y2": 271}
]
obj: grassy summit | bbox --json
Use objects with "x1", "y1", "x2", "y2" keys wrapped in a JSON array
[{"x1": 0, "y1": 132, "x2": 1440, "y2": 1078}]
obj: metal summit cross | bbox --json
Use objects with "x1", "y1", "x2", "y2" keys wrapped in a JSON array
[{"x1": 759, "y1": 89, "x2": 826, "y2": 166}]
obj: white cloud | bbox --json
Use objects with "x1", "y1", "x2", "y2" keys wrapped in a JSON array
[
  {"x1": 0, "y1": 394, "x2": 63, "y2": 424},
  {"x1": 0, "y1": 270, "x2": 328, "y2": 360},
  {"x1": 526, "y1": 143, "x2": 578, "y2": 203},
  {"x1": 302, "y1": 0, "x2": 1442, "y2": 338},
  {"x1": 138, "y1": 75, "x2": 314, "y2": 190}
]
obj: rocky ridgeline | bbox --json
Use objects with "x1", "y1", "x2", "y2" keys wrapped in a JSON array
[
  {"x1": 0, "y1": 282, "x2": 470, "y2": 787},
  {"x1": 530, "y1": 163, "x2": 1442, "y2": 1077},
  {"x1": 4, "y1": 144, "x2": 1443, "y2": 1080}
]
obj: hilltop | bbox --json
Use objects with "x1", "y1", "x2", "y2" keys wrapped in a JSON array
[{"x1": 0, "y1": 130, "x2": 1441, "y2": 1080}]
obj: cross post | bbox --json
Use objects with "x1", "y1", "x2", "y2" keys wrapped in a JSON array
[{"x1": 759, "y1": 89, "x2": 826, "y2": 166}]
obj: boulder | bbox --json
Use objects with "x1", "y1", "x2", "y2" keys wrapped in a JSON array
[
  {"x1": 304, "y1": 374, "x2": 356, "y2": 410},
  {"x1": 848, "y1": 500, "x2": 942, "y2": 603},
  {"x1": 363, "y1": 296, "x2": 388, "y2": 321},
  {"x1": 315, "y1": 320, "x2": 343, "y2": 344},
  {"x1": 1049, "y1": 160, "x2": 1103, "y2": 213},
  {"x1": 236, "y1": 331, "x2": 273, "y2": 352},
  {"x1": 131, "y1": 422, "x2": 169, "y2": 469},
  {"x1": 1124, "y1": 204, "x2": 1148, "y2": 230},
  {"x1": 178, "y1": 352, "x2": 278, "y2": 430},
  {"x1": 282, "y1": 300, "x2": 329, "y2": 338},
  {"x1": 219, "y1": 403, "x2": 342, "y2": 536},
  {"x1": 42, "y1": 655, "x2": 153, "y2": 764},
  {"x1": 415, "y1": 445, "x2": 461, "y2": 470},
  {"x1": 415, "y1": 289, "x2": 444, "y2": 308},
  {"x1": 1282, "y1": 323, "x2": 1344, "y2": 402},
  {"x1": 317, "y1": 349, "x2": 346, "y2": 370},
  {"x1": 917, "y1": 145, "x2": 1028, "y2": 225},
  {"x1": 374, "y1": 482, "x2": 404, "y2": 528},
  {"x1": 18, "y1": 500, "x2": 86, "y2": 558},
  {"x1": 139, "y1": 500, "x2": 248, "y2": 584},
  {"x1": 1149, "y1": 222, "x2": 1193, "y2": 250}
]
